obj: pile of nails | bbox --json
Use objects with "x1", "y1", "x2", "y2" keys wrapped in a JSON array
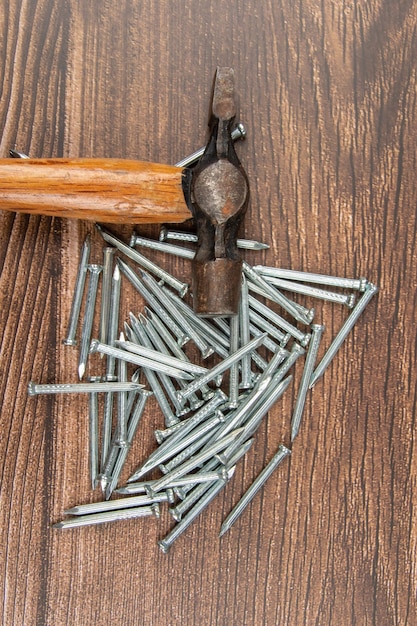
[{"x1": 29, "y1": 221, "x2": 377, "y2": 552}]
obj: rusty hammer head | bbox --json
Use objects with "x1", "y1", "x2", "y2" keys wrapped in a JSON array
[{"x1": 182, "y1": 67, "x2": 250, "y2": 317}]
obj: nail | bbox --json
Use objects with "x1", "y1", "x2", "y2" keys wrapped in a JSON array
[
  {"x1": 54, "y1": 504, "x2": 160, "y2": 529},
  {"x1": 158, "y1": 478, "x2": 228, "y2": 553},
  {"x1": 28, "y1": 381, "x2": 143, "y2": 395},
  {"x1": 139, "y1": 271, "x2": 214, "y2": 358},
  {"x1": 174, "y1": 122, "x2": 246, "y2": 167},
  {"x1": 148, "y1": 412, "x2": 226, "y2": 479},
  {"x1": 127, "y1": 316, "x2": 179, "y2": 428},
  {"x1": 243, "y1": 262, "x2": 311, "y2": 324},
  {"x1": 309, "y1": 283, "x2": 378, "y2": 388},
  {"x1": 228, "y1": 315, "x2": 240, "y2": 408},
  {"x1": 100, "y1": 265, "x2": 121, "y2": 464},
  {"x1": 103, "y1": 389, "x2": 152, "y2": 497},
  {"x1": 9, "y1": 149, "x2": 30, "y2": 158},
  {"x1": 144, "y1": 308, "x2": 208, "y2": 408},
  {"x1": 220, "y1": 375, "x2": 293, "y2": 463},
  {"x1": 291, "y1": 324, "x2": 325, "y2": 441},
  {"x1": 239, "y1": 274, "x2": 253, "y2": 389},
  {"x1": 157, "y1": 428, "x2": 216, "y2": 476},
  {"x1": 114, "y1": 340, "x2": 128, "y2": 447},
  {"x1": 130, "y1": 391, "x2": 227, "y2": 481},
  {"x1": 118, "y1": 259, "x2": 189, "y2": 346},
  {"x1": 78, "y1": 264, "x2": 102, "y2": 379},
  {"x1": 65, "y1": 492, "x2": 170, "y2": 515},
  {"x1": 219, "y1": 444, "x2": 291, "y2": 537},
  {"x1": 63, "y1": 235, "x2": 91, "y2": 346},
  {"x1": 101, "y1": 392, "x2": 114, "y2": 473},
  {"x1": 131, "y1": 235, "x2": 195, "y2": 259},
  {"x1": 172, "y1": 439, "x2": 252, "y2": 509},
  {"x1": 159, "y1": 227, "x2": 269, "y2": 251},
  {"x1": 248, "y1": 294, "x2": 310, "y2": 346},
  {"x1": 248, "y1": 307, "x2": 292, "y2": 345},
  {"x1": 128, "y1": 316, "x2": 190, "y2": 417},
  {"x1": 176, "y1": 334, "x2": 267, "y2": 405},
  {"x1": 96, "y1": 225, "x2": 188, "y2": 296},
  {"x1": 104, "y1": 263, "x2": 122, "y2": 379},
  {"x1": 89, "y1": 339, "x2": 194, "y2": 380},
  {"x1": 99, "y1": 247, "x2": 116, "y2": 345},
  {"x1": 261, "y1": 276, "x2": 357, "y2": 307},
  {"x1": 253, "y1": 266, "x2": 369, "y2": 292},
  {"x1": 118, "y1": 470, "x2": 225, "y2": 495},
  {"x1": 87, "y1": 376, "x2": 101, "y2": 489},
  {"x1": 200, "y1": 368, "x2": 279, "y2": 447},
  {"x1": 149, "y1": 428, "x2": 244, "y2": 493},
  {"x1": 161, "y1": 287, "x2": 229, "y2": 352},
  {"x1": 116, "y1": 337, "x2": 208, "y2": 378}
]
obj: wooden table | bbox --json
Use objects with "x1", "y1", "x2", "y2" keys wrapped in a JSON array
[{"x1": 1, "y1": 2, "x2": 416, "y2": 624}]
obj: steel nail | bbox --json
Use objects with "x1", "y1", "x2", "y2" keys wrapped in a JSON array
[
  {"x1": 131, "y1": 235, "x2": 195, "y2": 259},
  {"x1": 220, "y1": 375, "x2": 293, "y2": 463},
  {"x1": 96, "y1": 225, "x2": 188, "y2": 296},
  {"x1": 63, "y1": 235, "x2": 91, "y2": 346},
  {"x1": 99, "y1": 247, "x2": 116, "y2": 345},
  {"x1": 261, "y1": 275, "x2": 357, "y2": 308},
  {"x1": 89, "y1": 339, "x2": 194, "y2": 380},
  {"x1": 149, "y1": 428, "x2": 244, "y2": 494},
  {"x1": 228, "y1": 315, "x2": 240, "y2": 408},
  {"x1": 290, "y1": 323, "x2": 325, "y2": 441},
  {"x1": 159, "y1": 478, "x2": 229, "y2": 553},
  {"x1": 239, "y1": 274, "x2": 253, "y2": 390},
  {"x1": 174, "y1": 122, "x2": 246, "y2": 168},
  {"x1": 129, "y1": 316, "x2": 190, "y2": 417},
  {"x1": 103, "y1": 263, "x2": 122, "y2": 380},
  {"x1": 309, "y1": 283, "x2": 378, "y2": 388},
  {"x1": 248, "y1": 294, "x2": 311, "y2": 346},
  {"x1": 118, "y1": 259, "x2": 190, "y2": 346},
  {"x1": 54, "y1": 503, "x2": 160, "y2": 529},
  {"x1": 87, "y1": 376, "x2": 101, "y2": 489},
  {"x1": 65, "y1": 492, "x2": 170, "y2": 516},
  {"x1": 139, "y1": 271, "x2": 214, "y2": 358},
  {"x1": 118, "y1": 470, "x2": 225, "y2": 495},
  {"x1": 28, "y1": 381, "x2": 143, "y2": 395},
  {"x1": 78, "y1": 264, "x2": 102, "y2": 379},
  {"x1": 219, "y1": 444, "x2": 291, "y2": 536},
  {"x1": 104, "y1": 389, "x2": 152, "y2": 498},
  {"x1": 253, "y1": 266, "x2": 369, "y2": 292},
  {"x1": 159, "y1": 227, "x2": 269, "y2": 251},
  {"x1": 116, "y1": 337, "x2": 208, "y2": 378},
  {"x1": 243, "y1": 262, "x2": 311, "y2": 324},
  {"x1": 176, "y1": 334, "x2": 267, "y2": 405}
]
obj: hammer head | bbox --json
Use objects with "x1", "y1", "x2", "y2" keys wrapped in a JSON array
[{"x1": 183, "y1": 67, "x2": 250, "y2": 317}]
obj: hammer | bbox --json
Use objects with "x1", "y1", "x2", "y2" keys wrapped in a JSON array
[{"x1": 0, "y1": 67, "x2": 249, "y2": 317}]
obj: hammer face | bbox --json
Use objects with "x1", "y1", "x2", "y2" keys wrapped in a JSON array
[
  {"x1": 193, "y1": 258, "x2": 243, "y2": 318},
  {"x1": 187, "y1": 67, "x2": 250, "y2": 317}
]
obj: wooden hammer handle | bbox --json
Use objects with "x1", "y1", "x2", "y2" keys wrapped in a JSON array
[{"x1": 0, "y1": 158, "x2": 191, "y2": 224}]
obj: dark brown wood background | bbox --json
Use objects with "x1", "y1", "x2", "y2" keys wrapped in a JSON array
[{"x1": 1, "y1": 1, "x2": 416, "y2": 624}]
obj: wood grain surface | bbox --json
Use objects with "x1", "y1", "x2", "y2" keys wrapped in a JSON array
[{"x1": 1, "y1": 1, "x2": 416, "y2": 624}]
